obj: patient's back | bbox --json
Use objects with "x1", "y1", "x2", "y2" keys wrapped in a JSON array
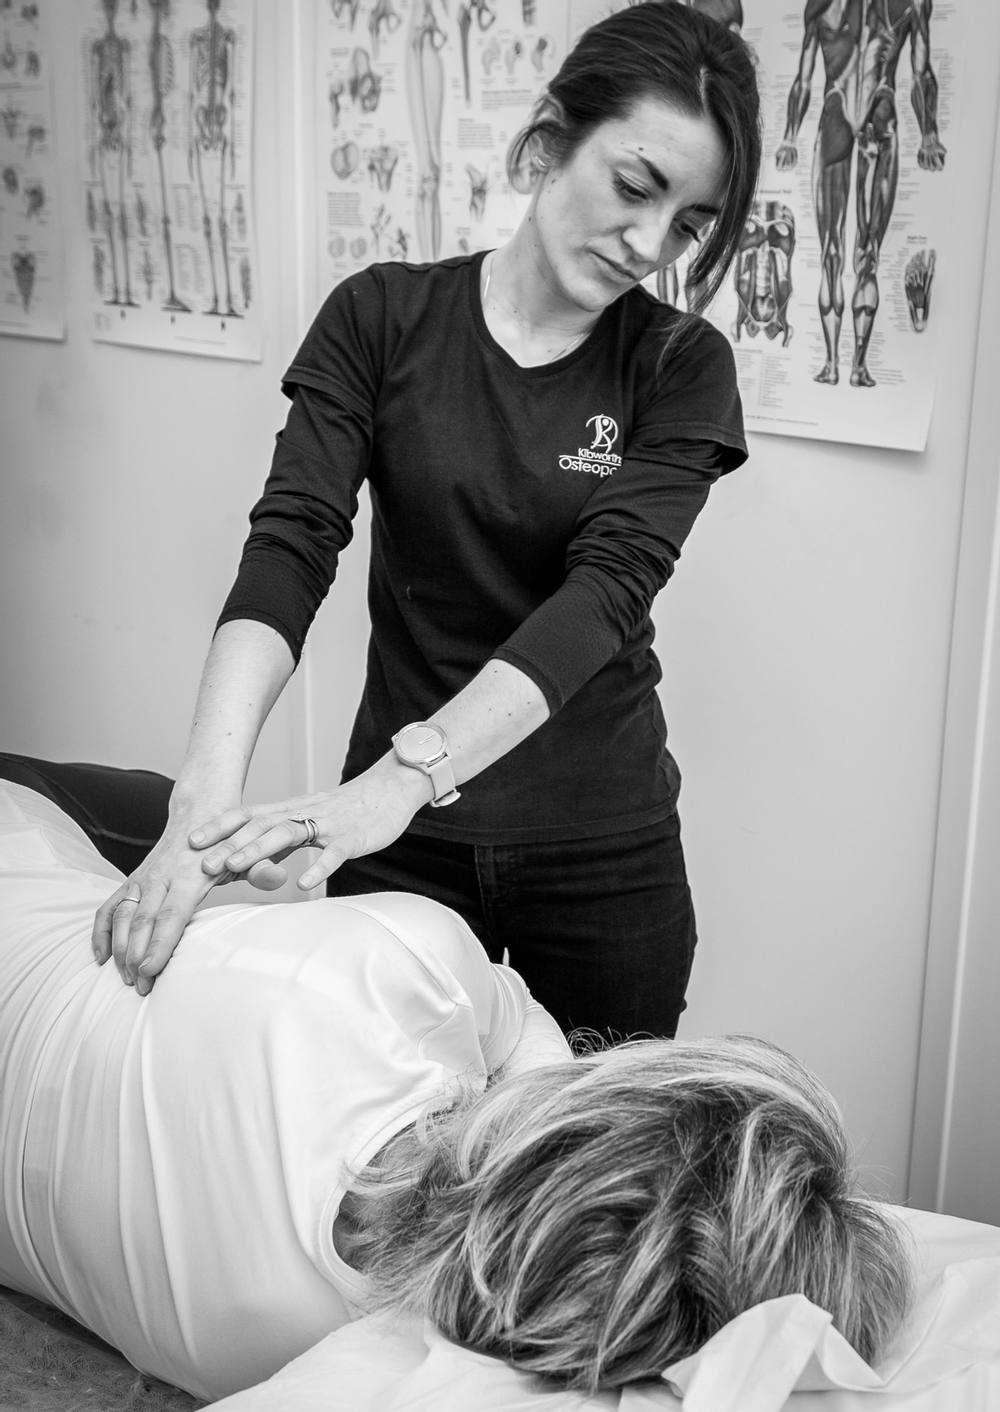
[{"x1": 0, "y1": 781, "x2": 528, "y2": 1401}]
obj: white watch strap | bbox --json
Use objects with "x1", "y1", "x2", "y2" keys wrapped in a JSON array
[{"x1": 426, "y1": 754, "x2": 461, "y2": 807}]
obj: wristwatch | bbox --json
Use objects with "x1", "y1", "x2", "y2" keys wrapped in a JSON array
[{"x1": 391, "y1": 721, "x2": 461, "y2": 807}]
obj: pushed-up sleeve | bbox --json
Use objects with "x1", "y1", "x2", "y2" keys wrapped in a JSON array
[
  {"x1": 216, "y1": 273, "x2": 386, "y2": 663},
  {"x1": 493, "y1": 324, "x2": 747, "y2": 712}
]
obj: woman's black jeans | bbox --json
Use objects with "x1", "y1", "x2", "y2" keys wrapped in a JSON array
[{"x1": 330, "y1": 813, "x2": 697, "y2": 1044}]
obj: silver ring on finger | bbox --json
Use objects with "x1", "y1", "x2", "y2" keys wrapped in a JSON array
[
  {"x1": 114, "y1": 892, "x2": 141, "y2": 913},
  {"x1": 290, "y1": 816, "x2": 319, "y2": 847}
]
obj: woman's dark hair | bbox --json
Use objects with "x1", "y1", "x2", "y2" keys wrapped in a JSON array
[{"x1": 507, "y1": 1, "x2": 762, "y2": 313}]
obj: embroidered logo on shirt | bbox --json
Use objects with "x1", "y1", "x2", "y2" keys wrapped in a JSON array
[{"x1": 558, "y1": 414, "x2": 622, "y2": 478}]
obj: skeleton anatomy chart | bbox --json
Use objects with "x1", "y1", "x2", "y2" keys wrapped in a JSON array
[
  {"x1": 317, "y1": 0, "x2": 961, "y2": 450},
  {"x1": 79, "y1": 0, "x2": 260, "y2": 359},
  {"x1": 0, "y1": 0, "x2": 66, "y2": 340}
]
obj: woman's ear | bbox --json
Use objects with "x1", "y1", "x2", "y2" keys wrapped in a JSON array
[
  {"x1": 530, "y1": 95, "x2": 564, "y2": 173},
  {"x1": 510, "y1": 96, "x2": 564, "y2": 195}
]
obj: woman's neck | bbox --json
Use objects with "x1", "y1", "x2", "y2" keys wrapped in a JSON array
[{"x1": 480, "y1": 247, "x2": 598, "y2": 367}]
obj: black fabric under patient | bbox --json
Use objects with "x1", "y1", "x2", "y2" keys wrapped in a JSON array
[{"x1": 0, "y1": 753, "x2": 172, "y2": 874}]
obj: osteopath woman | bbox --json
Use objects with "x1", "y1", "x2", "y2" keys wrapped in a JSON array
[{"x1": 94, "y1": 2, "x2": 763, "y2": 1042}]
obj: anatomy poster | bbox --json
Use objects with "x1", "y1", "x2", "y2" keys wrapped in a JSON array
[
  {"x1": 580, "y1": 0, "x2": 956, "y2": 450},
  {"x1": 719, "y1": 0, "x2": 957, "y2": 451},
  {"x1": 78, "y1": 0, "x2": 261, "y2": 360},
  {"x1": 315, "y1": 0, "x2": 961, "y2": 452},
  {"x1": 317, "y1": 0, "x2": 558, "y2": 291},
  {"x1": 0, "y1": 0, "x2": 67, "y2": 341}
]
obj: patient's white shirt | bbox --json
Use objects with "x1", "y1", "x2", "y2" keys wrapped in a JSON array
[{"x1": 0, "y1": 781, "x2": 546, "y2": 1401}]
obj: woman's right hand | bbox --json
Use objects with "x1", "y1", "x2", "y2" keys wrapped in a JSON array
[
  {"x1": 91, "y1": 807, "x2": 287, "y2": 997},
  {"x1": 91, "y1": 620, "x2": 301, "y2": 996}
]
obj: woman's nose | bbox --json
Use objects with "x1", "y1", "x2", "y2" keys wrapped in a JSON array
[{"x1": 623, "y1": 207, "x2": 677, "y2": 264}]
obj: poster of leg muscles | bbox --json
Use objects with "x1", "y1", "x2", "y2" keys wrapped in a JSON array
[{"x1": 731, "y1": 0, "x2": 957, "y2": 450}]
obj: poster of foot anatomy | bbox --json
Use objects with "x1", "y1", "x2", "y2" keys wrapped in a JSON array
[
  {"x1": 316, "y1": 0, "x2": 962, "y2": 451},
  {"x1": 0, "y1": 0, "x2": 66, "y2": 340},
  {"x1": 78, "y1": 0, "x2": 260, "y2": 360}
]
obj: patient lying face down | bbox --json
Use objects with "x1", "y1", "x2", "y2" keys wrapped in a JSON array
[
  {"x1": 0, "y1": 765, "x2": 913, "y2": 1402},
  {"x1": 338, "y1": 1034, "x2": 914, "y2": 1392}
]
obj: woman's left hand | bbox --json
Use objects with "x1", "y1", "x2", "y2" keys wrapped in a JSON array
[{"x1": 190, "y1": 761, "x2": 431, "y2": 892}]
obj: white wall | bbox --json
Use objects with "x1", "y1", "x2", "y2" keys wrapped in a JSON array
[
  {"x1": 909, "y1": 132, "x2": 1000, "y2": 1225},
  {"x1": 2, "y1": 1, "x2": 998, "y2": 1214}
]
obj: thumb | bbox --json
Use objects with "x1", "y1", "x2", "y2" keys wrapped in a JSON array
[{"x1": 247, "y1": 859, "x2": 289, "y2": 891}]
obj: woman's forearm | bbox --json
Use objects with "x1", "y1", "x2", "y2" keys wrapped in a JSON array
[
  {"x1": 170, "y1": 619, "x2": 296, "y2": 817},
  {"x1": 198, "y1": 656, "x2": 551, "y2": 890},
  {"x1": 337, "y1": 657, "x2": 551, "y2": 818},
  {"x1": 425, "y1": 657, "x2": 550, "y2": 787}
]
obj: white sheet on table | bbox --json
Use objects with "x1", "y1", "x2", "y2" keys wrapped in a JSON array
[{"x1": 206, "y1": 1206, "x2": 1000, "y2": 1412}]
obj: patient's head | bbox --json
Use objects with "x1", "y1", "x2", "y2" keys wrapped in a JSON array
[{"x1": 346, "y1": 1035, "x2": 914, "y2": 1392}]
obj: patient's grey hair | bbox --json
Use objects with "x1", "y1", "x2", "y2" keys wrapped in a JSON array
[{"x1": 342, "y1": 1035, "x2": 913, "y2": 1393}]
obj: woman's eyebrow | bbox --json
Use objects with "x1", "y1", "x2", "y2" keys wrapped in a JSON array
[
  {"x1": 634, "y1": 155, "x2": 721, "y2": 215},
  {"x1": 634, "y1": 154, "x2": 669, "y2": 190}
]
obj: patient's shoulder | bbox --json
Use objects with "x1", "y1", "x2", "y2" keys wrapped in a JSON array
[{"x1": 330, "y1": 892, "x2": 485, "y2": 978}]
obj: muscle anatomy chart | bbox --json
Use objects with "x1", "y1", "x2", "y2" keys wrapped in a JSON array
[
  {"x1": 579, "y1": 0, "x2": 958, "y2": 449},
  {"x1": 724, "y1": 0, "x2": 958, "y2": 450},
  {"x1": 79, "y1": 0, "x2": 260, "y2": 359},
  {"x1": 0, "y1": 0, "x2": 65, "y2": 339}
]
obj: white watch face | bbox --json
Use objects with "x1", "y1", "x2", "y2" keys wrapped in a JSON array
[{"x1": 396, "y1": 723, "x2": 444, "y2": 765}]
